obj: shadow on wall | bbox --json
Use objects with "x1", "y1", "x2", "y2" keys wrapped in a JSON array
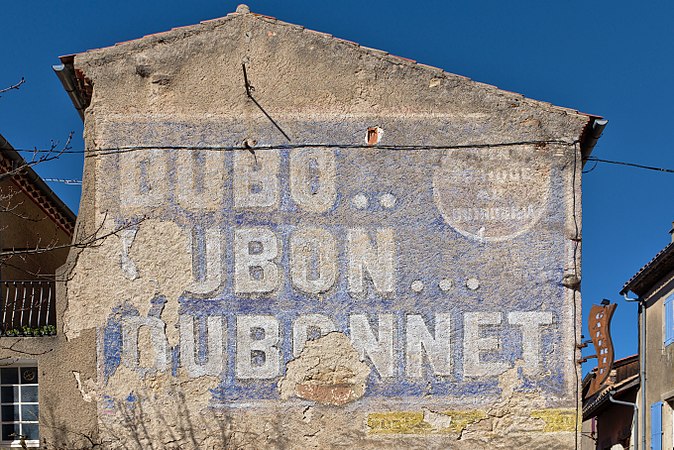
[{"x1": 40, "y1": 388, "x2": 240, "y2": 449}]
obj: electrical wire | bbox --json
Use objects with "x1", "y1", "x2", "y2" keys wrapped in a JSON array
[
  {"x1": 43, "y1": 178, "x2": 82, "y2": 185},
  {"x1": 581, "y1": 159, "x2": 598, "y2": 174},
  {"x1": 11, "y1": 139, "x2": 578, "y2": 155},
  {"x1": 12, "y1": 144, "x2": 674, "y2": 177},
  {"x1": 584, "y1": 157, "x2": 674, "y2": 174}
]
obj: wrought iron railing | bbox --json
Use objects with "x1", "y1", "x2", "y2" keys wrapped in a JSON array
[{"x1": 0, "y1": 280, "x2": 56, "y2": 336}]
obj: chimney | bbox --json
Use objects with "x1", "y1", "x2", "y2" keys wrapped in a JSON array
[{"x1": 670, "y1": 221, "x2": 674, "y2": 243}]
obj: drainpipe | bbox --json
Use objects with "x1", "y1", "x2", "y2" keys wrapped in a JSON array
[
  {"x1": 608, "y1": 390, "x2": 638, "y2": 450},
  {"x1": 624, "y1": 293, "x2": 645, "y2": 450}
]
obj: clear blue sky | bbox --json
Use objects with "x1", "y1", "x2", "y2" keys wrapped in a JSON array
[{"x1": 2, "y1": 1, "x2": 673, "y2": 374}]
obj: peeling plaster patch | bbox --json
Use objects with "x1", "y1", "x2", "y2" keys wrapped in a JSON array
[
  {"x1": 367, "y1": 409, "x2": 487, "y2": 434},
  {"x1": 530, "y1": 409, "x2": 577, "y2": 432},
  {"x1": 422, "y1": 408, "x2": 452, "y2": 429},
  {"x1": 64, "y1": 219, "x2": 191, "y2": 341},
  {"x1": 278, "y1": 332, "x2": 370, "y2": 405},
  {"x1": 120, "y1": 228, "x2": 139, "y2": 280},
  {"x1": 72, "y1": 371, "x2": 96, "y2": 402},
  {"x1": 454, "y1": 362, "x2": 563, "y2": 439},
  {"x1": 562, "y1": 272, "x2": 581, "y2": 290}
]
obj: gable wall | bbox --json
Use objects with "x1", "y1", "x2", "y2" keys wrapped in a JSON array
[{"x1": 53, "y1": 12, "x2": 589, "y2": 449}]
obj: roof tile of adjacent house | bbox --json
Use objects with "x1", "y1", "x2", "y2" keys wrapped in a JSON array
[
  {"x1": 0, "y1": 134, "x2": 76, "y2": 236},
  {"x1": 620, "y1": 242, "x2": 674, "y2": 297}
]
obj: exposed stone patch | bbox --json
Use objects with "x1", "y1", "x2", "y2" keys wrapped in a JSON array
[
  {"x1": 458, "y1": 361, "x2": 576, "y2": 445},
  {"x1": 278, "y1": 332, "x2": 370, "y2": 405}
]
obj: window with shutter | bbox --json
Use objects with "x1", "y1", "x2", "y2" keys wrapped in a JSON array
[
  {"x1": 651, "y1": 401, "x2": 662, "y2": 450},
  {"x1": 665, "y1": 295, "x2": 674, "y2": 347}
]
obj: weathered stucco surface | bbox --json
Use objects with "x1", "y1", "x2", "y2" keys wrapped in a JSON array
[{"x1": 51, "y1": 6, "x2": 591, "y2": 449}]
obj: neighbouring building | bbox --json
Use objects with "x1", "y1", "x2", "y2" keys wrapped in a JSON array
[
  {"x1": 0, "y1": 134, "x2": 76, "y2": 448},
  {"x1": 48, "y1": 5, "x2": 606, "y2": 449},
  {"x1": 581, "y1": 354, "x2": 639, "y2": 450},
  {"x1": 620, "y1": 226, "x2": 674, "y2": 450}
]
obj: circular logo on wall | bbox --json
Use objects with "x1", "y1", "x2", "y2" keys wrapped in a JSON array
[{"x1": 432, "y1": 146, "x2": 551, "y2": 242}]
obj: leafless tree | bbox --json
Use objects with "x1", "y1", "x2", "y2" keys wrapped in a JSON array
[
  {"x1": 0, "y1": 79, "x2": 140, "y2": 340},
  {"x1": 0, "y1": 78, "x2": 25, "y2": 97}
]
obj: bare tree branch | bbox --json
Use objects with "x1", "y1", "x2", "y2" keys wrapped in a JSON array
[
  {"x1": 0, "y1": 192, "x2": 48, "y2": 222},
  {"x1": 0, "y1": 338, "x2": 52, "y2": 356},
  {"x1": 0, "y1": 77, "x2": 25, "y2": 97},
  {"x1": 0, "y1": 212, "x2": 145, "y2": 260},
  {"x1": 0, "y1": 131, "x2": 74, "y2": 182}
]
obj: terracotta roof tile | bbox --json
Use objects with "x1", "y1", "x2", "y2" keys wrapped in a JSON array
[{"x1": 621, "y1": 241, "x2": 674, "y2": 296}]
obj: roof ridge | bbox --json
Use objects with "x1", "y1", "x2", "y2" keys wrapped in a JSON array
[{"x1": 64, "y1": 6, "x2": 594, "y2": 120}]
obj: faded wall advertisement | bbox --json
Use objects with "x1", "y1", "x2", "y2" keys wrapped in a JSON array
[{"x1": 86, "y1": 117, "x2": 572, "y2": 413}]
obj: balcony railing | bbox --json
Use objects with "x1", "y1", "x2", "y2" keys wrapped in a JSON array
[{"x1": 0, "y1": 281, "x2": 56, "y2": 336}]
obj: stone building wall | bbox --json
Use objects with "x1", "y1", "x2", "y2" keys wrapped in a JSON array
[
  {"x1": 642, "y1": 269, "x2": 674, "y2": 450},
  {"x1": 52, "y1": 8, "x2": 591, "y2": 449}
]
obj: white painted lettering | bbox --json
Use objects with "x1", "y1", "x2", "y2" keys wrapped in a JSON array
[
  {"x1": 236, "y1": 315, "x2": 281, "y2": 379},
  {"x1": 290, "y1": 227, "x2": 337, "y2": 295},
  {"x1": 347, "y1": 229, "x2": 395, "y2": 296},
  {"x1": 406, "y1": 314, "x2": 452, "y2": 377},
  {"x1": 186, "y1": 227, "x2": 224, "y2": 295},
  {"x1": 349, "y1": 314, "x2": 395, "y2": 377},
  {"x1": 290, "y1": 148, "x2": 336, "y2": 213},
  {"x1": 507, "y1": 311, "x2": 553, "y2": 375},
  {"x1": 292, "y1": 314, "x2": 337, "y2": 356},
  {"x1": 463, "y1": 312, "x2": 509, "y2": 378},
  {"x1": 234, "y1": 227, "x2": 280, "y2": 294},
  {"x1": 176, "y1": 150, "x2": 225, "y2": 210},
  {"x1": 121, "y1": 316, "x2": 169, "y2": 372},
  {"x1": 233, "y1": 150, "x2": 279, "y2": 209},
  {"x1": 180, "y1": 315, "x2": 226, "y2": 377},
  {"x1": 119, "y1": 149, "x2": 167, "y2": 211},
  {"x1": 120, "y1": 228, "x2": 138, "y2": 281}
]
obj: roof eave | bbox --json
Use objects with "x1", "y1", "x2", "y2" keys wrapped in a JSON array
[
  {"x1": 580, "y1": 116, "x2": 608, "y2": 161},
  {"x1": 582, "y1": 375, "x2": 640, "y2": 420},
  {"x1": 620, "y1": 242, "x2": 674, "y2": 297},
  {"x1": 54, "y1": 10, "x2": 604, "y2": 127},
  {"x1": 0, "y1": 134, "x2": 77, "y2": 234},
  {"x1": 53, "y1": 54, "x2": 88, "y2": 122}
]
